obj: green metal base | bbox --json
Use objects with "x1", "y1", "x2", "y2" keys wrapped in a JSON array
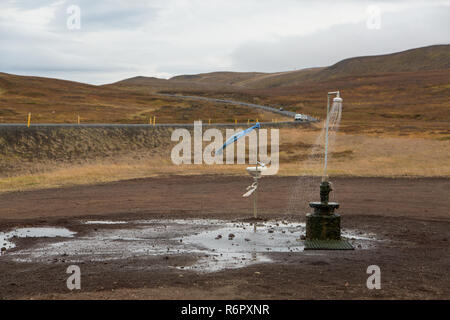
[
  {"x1": 304, "y1": 239, "x2": 354, "y2": 250},
  {"x1": 306, "y1": 212, "x2": 341, "y2": 240}
]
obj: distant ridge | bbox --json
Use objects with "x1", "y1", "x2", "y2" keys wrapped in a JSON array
[
  {"x1": 3, "y1": 45, "x2": 447, "y2": 92},
  {"x1": 111, "y1": 44, "x2": 450, "y2": 89},
  {"x1": 109, "y1": 75, "x2": 169, "y2": 86},
  {"x1": 170, "y1": 71, "x2": 267, "y2": 86},
  {"x1": 313, "y1": 44, "x2": 450, "y2": 81}
]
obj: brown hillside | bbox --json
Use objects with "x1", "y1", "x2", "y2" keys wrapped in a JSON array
[
  {"x1": 313, "y1": 44, "x2": 450, "y2": 81},
  {"x1": 238, "y1": 45, "x2": 450, "y2": 88},
  {"x1": 236, "y1": 68, "x2": 324, "y2": 89},
  {"x1": 1, "y1": 45, "x2": 449, "y2": 131},
  {"x1": 170, "y1": 71, "x2": 267, "y2": 86},
  {"x1": 154, "y1": 45, "x2": 450, "y2": 89},
  {"x1": 195, "y1": 69, "x2": 450, "y2": 137},
  {"x1": 0, "y1": 72, "x2": 279, "y2": 124}
]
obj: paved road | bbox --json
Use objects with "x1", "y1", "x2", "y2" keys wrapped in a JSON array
[{"x1": 158, "y1": 93, "x2": 317, "y2": 121}]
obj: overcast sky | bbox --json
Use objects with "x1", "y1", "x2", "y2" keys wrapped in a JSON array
[{"x1": 1, "y1": 0, "x2": 449, "y2": 84}]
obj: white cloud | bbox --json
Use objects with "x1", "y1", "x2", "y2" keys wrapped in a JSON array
[
  {"x1": 0, "y1": 0, "x2": 449, "y2": 84},
  {"x1": 231, "y1": 5, "x2": 450, "y2": 72}
]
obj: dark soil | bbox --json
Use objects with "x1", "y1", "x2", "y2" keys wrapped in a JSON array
[{"x1": 0, "y1": 175, "x2": 449, "y2": 299}]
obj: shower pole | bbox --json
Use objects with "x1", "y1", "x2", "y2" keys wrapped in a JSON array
[{"x1": 254, "y1": 124, "x2": 259, "y2": 219}]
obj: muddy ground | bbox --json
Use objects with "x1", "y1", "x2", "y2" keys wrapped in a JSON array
[{"x1": 0, "y1": 175, "x2": 449, "y2": 299}]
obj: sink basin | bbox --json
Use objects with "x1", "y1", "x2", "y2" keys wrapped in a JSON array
[{"x1": 246, "y1": 166, "x2": 267, "y2": 178}]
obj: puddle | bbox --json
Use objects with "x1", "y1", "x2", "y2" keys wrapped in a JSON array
[
  {"x1": 1, "y1": 219, "x2": 379, "y2": 272},
  {"x1": 0, "y1": 227, "x2": 76, "y2": 252},
  {"x1": 180, "y1": 221, "x2": 304, "y2": 272},
  {"x1": 84, "y1": 221, "x2": 128, "y2": 225}
]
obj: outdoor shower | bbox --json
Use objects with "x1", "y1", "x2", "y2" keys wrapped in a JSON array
[{"x1": 304, "y1": 91, "x2": 353, "y2": 250}]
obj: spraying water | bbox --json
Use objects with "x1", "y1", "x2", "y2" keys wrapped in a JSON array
[
  {"x1": 286, "y1": 94, "x2": 343, "y2": 214},
  {"x1": 323, "y1": 93, "x2": 343, "y2": 181}
]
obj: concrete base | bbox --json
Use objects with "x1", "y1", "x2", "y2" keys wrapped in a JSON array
[{"x1": 306, "y1": 213, "x2": 341, "y2": 240}]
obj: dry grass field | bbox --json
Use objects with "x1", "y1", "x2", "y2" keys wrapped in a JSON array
[
  {"x1": 278, "y1": 128, "x2": 450, "y2": 177},
  {"x1": 0, "y1": 73, "x2": 281, "y2": 124},
  {"x1": 0, "y1": 45, "x2": 448, "y2": 193},
  {"x1": 1, "y1": 125, "x2": 448, "y2": 194},
  {"x1": 147, "y1": 45, "x2": 450, "y2": 139},
  {"x1": 166, "y1": 69, "x2": 450, "y2": 139}
]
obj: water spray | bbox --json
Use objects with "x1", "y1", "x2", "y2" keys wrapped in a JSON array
[{"x1": 323, "y1": 91, "x2": 342, "y2": 182}]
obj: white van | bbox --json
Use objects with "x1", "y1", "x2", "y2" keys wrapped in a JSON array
[{"x1": 294, "y1": 114, "x2": 308, "y2": 121}]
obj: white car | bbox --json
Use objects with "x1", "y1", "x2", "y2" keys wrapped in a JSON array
[{"x1": 294, "y1": 114, "x2": 308, "y2": 121}]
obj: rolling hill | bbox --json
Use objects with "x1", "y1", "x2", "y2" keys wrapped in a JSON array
[
  {"x1": 0, "y1": 72, "x2": 279, "y2": 124},
  {"x1": 311, "y1": 44, "x2": 450, "y2": 81},
  {"x1": 0, "y1": 45, "x2": 449, "y2": 186},
  {"x1": 0, "y1": 45, "x2": 449, "y2": 131},
  {"x1": 117, "y1": 44, "x2": 448, "y2": 90},
  {"x1": 170, "y1": 71, "x2": 267, "y2": 86},
  {"x1": 233, "y1": 45, "x2": 450, "y2": 88}
]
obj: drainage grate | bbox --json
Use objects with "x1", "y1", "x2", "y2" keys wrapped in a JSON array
[{"x1": 304, "y1": 239, "x2": 354, "y2": 250}]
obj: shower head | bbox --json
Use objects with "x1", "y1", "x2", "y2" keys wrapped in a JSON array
[{"x1": 332, "y1": 91, "x2": 343, "y2": 103}]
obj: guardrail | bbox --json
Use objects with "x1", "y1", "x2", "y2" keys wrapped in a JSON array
[{"x1": 0, "y1": 121, "x2": 314, "y2": 129}]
